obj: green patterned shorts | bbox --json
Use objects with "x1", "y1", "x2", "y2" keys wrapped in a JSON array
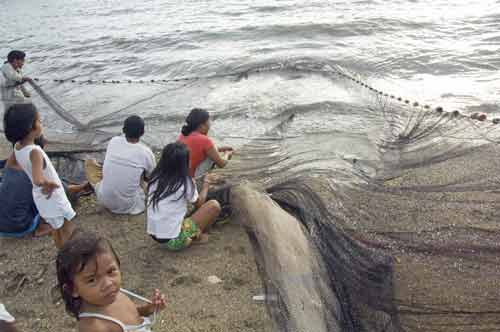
[{"x1": 164, "y1": 218, "x2": 199, "y2": 251}]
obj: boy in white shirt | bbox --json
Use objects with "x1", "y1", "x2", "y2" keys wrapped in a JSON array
[{"x1": 93, "y1": 116, "x2": 155, "y2": 215}]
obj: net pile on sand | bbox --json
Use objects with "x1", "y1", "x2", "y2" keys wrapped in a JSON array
[{"x1": 215, "y1": 87, "x2": 500, "y2": 332}]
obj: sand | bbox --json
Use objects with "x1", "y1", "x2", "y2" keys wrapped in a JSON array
[{"x1": 0, "y1": 195, "x2": 274, "y2": 332}]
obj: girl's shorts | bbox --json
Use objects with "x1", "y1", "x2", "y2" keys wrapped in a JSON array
[
  {"x1": 44, "y1": 208, "x2": 76, "y2": 230},
  {"x1": 163, "y1": 218, "x2": 199, "y2": 251}
]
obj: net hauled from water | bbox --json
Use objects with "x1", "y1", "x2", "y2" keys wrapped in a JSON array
[
  {"x1": 28, "y1": 61, "x2": 500, "y2": 332},
  {"x1": 214, "y1": 68, "x2": 500, "y2": 332}
]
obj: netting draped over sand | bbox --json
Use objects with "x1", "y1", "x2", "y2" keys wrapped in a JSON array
[
  {"x1": 25, "y1": 62, "x2": 500, "y2": 332},
  {"x1": 213, "y1": 69, "x2": 500, "y2": 331}
]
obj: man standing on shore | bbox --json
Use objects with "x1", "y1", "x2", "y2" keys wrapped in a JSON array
[{"x1": 1, "y1": 50, "x2": 32, "y2": 111}]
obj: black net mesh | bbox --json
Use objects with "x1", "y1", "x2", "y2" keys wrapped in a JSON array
[
  {"x1": 212, "y1": 65, "x2": 500, "y2": 332},
  {"x1": 17, "y1": 60, "x2": 500, "y2": 332}
]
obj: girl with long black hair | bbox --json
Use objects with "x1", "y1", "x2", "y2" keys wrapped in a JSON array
[
  {"x1": 178, "y1": 108, "x2": 233, "y2": 178},
  {"x1": 146, "y1": 142, "x2": 221, "y2": 250}
]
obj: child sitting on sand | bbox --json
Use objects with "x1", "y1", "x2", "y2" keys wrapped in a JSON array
[
  {"x1": 87, "y1": 115, "x2": 156, "y2": 215},
  {"x1": 4, "y1": 103, "x2": 76, "y2": 248},
  {"x1": 147, "y1": 142, "x2": 221, "y2": 250},
  {"x1": 56, "y1": 232, "x2": 166, "y2": 332}
]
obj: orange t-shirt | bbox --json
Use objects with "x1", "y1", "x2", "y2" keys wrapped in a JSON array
[{"x1": 178, "y1": 132, "x2": 215, "y2": 177}]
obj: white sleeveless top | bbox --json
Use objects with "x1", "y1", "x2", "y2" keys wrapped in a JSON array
[
  {"x1": 14, "y1": 144, "x2": 75, "y2": 220},
  {"x1": 79, "y1": 289, "x2": 154, "y2": 332},
  {"x1": 0, "y1": 303, "x2": 15, "y2": 323},
  {"x1": 79, "y1": 313, "x2": 153, "y2": 332}
]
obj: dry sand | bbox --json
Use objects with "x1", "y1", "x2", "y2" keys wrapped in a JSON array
[{"x1": 0, "y1": 195, "x2": 274, "y2": 332}]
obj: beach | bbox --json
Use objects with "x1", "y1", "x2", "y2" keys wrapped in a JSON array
[{"x1": 0, "y1": 194, "x2": 274, "y2": 332}]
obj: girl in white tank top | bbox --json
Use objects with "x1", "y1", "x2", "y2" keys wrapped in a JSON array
[
  {"x1": 4, "y1": 104, "x2": 75, "y2": 248},
  {"x1": 79, "y1": 290, "x2": 155, "y2": 332}
]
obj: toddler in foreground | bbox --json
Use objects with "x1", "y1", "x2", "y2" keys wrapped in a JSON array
[{"x1": 56, "y1": 232, "x2": 166, "y2": 332}]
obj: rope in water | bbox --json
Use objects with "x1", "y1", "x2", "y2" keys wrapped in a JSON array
[
  {"x1": 30, "y1": 70, "x2": 250, "y2": 85},
  {"x1": 31, "y1": 67, "x2": 499, "y2": 125},
  {"x1": 331, "y1": 68, "x2": 500, "y2": 125}
]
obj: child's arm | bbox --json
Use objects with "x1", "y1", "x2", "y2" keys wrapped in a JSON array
[
  {"x1": 30, "y1": 149, "x2": 60, "y2": 198},
  {"x1": 137, "y1": 289, "x2": 166, "y2": 317},
  {"x1": 142, "y1": 150, "x2": 156, "y2": 182}
]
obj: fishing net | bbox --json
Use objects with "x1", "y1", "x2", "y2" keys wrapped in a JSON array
[
  {"x1": 221, "y1": 120, "x2": 500, "y2": 332},
  {"x1": 14, "y1": 59, "x2": 500, "y2": 332},
  {"x1": 211, "y1": 63, "x2": 500, "y2": 332}
]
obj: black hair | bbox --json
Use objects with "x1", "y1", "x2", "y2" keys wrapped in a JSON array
[
  {"x1": 123, "y1": 115, "x2": 145, "y2": 139},
  {"x1": 148, "y1": 142, "x2": 193, "y2": 209},
  {"x1": 181, "y1": 108, "x2": 210, "y2": 136},
  {"x1": 6, "y1": 50, "x2": 26, "y2": 64},
  {"x1": 34, "y1": 135, "x2": 47, "y2": 149},
  {"x1": 3, "y1": 104, "x2": 38, "y2": 143},
  {"x1": 56, "y1": 232, "x2": 121, "y2": 319}
]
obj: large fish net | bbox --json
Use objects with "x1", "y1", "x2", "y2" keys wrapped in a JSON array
[{"x1": 18, "y1": 61, "x2": 500, "y2": 332}]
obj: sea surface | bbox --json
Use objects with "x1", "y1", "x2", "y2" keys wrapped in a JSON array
[{"x1": 1, "y1": 0, "x2": 500, "y2": 179}]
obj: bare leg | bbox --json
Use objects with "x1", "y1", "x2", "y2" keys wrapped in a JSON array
[
  {"x1": 52, "y1": 219, "x2": 76, "y2": 249},
  {"x1": 34, "y1": 218, "x2": 52, "y2": 237},
  {"x1": 190, "y1": 200, "x2": 221, "y2": 234}
]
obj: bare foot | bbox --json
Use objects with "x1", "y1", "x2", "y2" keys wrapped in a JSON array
[
  {"x1": 193, "y1": 233, "x2": 209, "y2": 245},
  {"x1": 34, "y1": 222, "x2": 52, "y2": 237},
  {"x1": 68, "y1": 181, "x2": 94, "y2": 195}
]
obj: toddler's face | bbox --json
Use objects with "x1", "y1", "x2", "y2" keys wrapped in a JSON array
[{"x1": 72, "y1": 252, "x2": 122, "y2": 307}]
